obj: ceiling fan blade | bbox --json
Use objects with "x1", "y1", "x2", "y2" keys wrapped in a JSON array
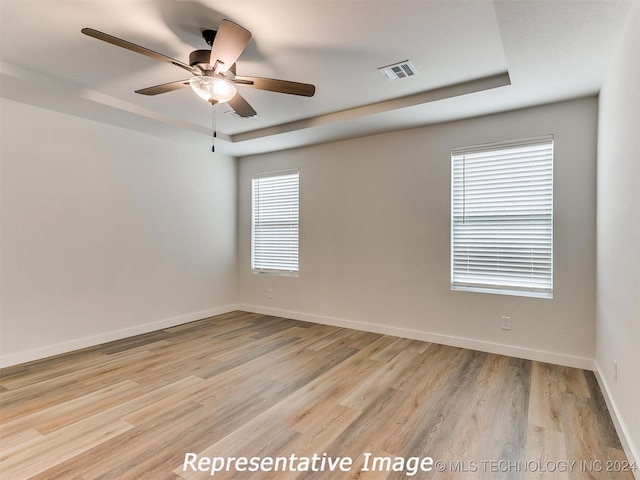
[
  {"x1": 227, "y1": 92, "x2": 257, "y2": 118},
  {"x1": 135, "y1": 80, "x2": 191, "y2": 96},
  {"x1": 233, "y1": 76, "x2": 315, "y2": 97},
  {"x1": 81, "y1": 28, "x2": 198, "y2": 75},
  {"x1": 209, "y1": 20, "x2": 251, "y2": 73}
]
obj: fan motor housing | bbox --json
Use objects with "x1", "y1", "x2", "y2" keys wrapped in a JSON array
[{"x1": 189, "y1": 49, "x2": 212, "y2": 67}]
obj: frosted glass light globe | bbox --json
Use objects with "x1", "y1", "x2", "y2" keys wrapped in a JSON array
[{"x1": 189, "y1": 76, "x2": 237, "y2": 103}]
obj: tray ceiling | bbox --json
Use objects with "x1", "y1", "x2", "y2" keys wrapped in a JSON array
[{"x1": 0, "y1": 0, "x2": 633, "y2": 156}]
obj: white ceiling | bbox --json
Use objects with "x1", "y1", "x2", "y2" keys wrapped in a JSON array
[{"x1": 0, "y1": 0, "x2": 634, "y2": 157}]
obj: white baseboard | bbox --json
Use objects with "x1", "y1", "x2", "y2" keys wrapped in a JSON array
[
  {"x1": 237, "y1": 304, "x2": 595, "y2": 370},
  {"x1": 593, "y1": 362, "x2": 640, "y2": 480},
  {"x1": 0, "y1": 305, "x2": 237, "y2": 368},
  {"x1": 2, "y1": 304, "x2": 592, "y2": 371}
]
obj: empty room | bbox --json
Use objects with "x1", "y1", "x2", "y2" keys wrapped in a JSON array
[{"x1": 1, "y1": 0, "x2": 638, "y2": 478}]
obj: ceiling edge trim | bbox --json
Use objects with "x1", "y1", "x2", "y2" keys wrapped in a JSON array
[
  {"x1": 229, "y1": 71, "x2": 511, "y2": 143},
  {"x1": 0, "y1": 61, "x2": 228, "y2": 141}
]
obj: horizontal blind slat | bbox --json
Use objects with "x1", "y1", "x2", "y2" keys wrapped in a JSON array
[
  {"x1": 451, "y1": 137, "x2": 553, "y2": 296},
  {"x1": 252, "y1": 171, "x2": 299, "y2": 273}
]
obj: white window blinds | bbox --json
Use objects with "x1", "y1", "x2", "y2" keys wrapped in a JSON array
[
  {"x1": 451, "y1": 136, "x2": 553, "y2": 298},
  {"x1": 252, "y1": 170, "x2": 299, "y2": 275}
]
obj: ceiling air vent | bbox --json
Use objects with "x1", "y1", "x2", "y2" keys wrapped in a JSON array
[{"x1": 377, "y1": 60, "x2": 419, "y2": 81}]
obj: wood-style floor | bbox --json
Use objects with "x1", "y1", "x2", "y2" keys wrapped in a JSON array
[{"x1": 0, "y1": 311, "x2": 634, "y2": 479}]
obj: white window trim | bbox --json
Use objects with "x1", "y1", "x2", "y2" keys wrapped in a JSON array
[
  {"x1": 251, "y1": 169, "x2": 299, "y2": 277},
  {"x1": 450, "y1": 136, "x2": 554, "y2": 299}
]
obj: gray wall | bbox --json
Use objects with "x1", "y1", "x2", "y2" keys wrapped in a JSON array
[
  {"x1": 0, "y1": 98, "x2": 238, "y2": 364},
  {"x1": 238, "y1": 97, "x2": 598, "y2": 367},
  {"x1": 596, "y1": 2, "x2": 640, "y2": 467}
]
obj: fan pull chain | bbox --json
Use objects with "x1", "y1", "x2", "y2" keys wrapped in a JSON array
[{"x1": 211, "y1": 101, "x2": 217, "y2": 153}]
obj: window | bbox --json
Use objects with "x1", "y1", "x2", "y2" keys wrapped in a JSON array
[
  {"x1": 251, "y1": 170, "x2": 299, "y2": 276},
  {"x1": 451, "y1": 136, "x2": 553, "y2": 298}
]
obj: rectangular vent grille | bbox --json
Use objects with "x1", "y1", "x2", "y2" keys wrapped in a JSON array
[{"x1": 378, "y1": 60, "x2": 419, "y2": 81}]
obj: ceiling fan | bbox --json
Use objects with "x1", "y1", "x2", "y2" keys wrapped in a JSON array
[{"x1": 81, "y1": 19, "x2": 316, "y2": 120}]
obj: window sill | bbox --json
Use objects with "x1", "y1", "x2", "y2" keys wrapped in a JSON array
[
  {"x1": 252, "y1": 269, "x2": 298, "y2": 278},
  {"x1": 451, "y1": 285, "x2": 553, "y2": 299}
]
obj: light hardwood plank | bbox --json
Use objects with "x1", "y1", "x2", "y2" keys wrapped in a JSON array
[
  {"x1": 524, "y1": 424, "x2": 569, "y2": 480},
  {"x1": 1, "y1": 311, "x2": 633, "y2": 480},
  {"x1": 529, "y1": 361, "x2": 564, "y2": 433}
]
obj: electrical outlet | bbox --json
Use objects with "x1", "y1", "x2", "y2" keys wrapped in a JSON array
[
  {"x1": 501, "y1": 316, "x2": 511, "y2": 330},
  {"x1": 267, "y1": 288, "x2": 273, "y2": 299},
  {"x1": 613, "y1": 359, "x2": 617, "y2": 382}
]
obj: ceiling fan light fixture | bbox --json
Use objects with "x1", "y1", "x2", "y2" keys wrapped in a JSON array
[{"x1": 189, "y1": 76, "x2": 237, "y2": 103}]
